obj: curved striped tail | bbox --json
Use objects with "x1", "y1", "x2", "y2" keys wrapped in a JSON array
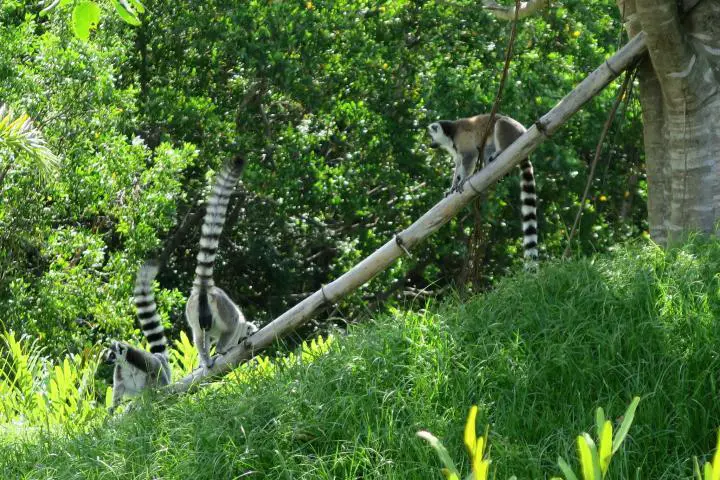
[
  {"x1": 133, "y1": 260, "x2": 167, "y2": 357},
  {"x1": 195, "y1": 156, "x2": 246, "y2": 330},
  {"x1": 519, "y1": 158, "x2": 538, "y2": 261}
]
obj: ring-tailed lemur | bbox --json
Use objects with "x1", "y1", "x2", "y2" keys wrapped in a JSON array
[
  {"x1": 427, "y1": 113, "x2": 538, "y2": 260},
  {"x1": 106, "y1": 260, "x2": 171, "y2": 412},
  {"x1": 186, "y1": 156, "x2": 258, "y2": 369}
]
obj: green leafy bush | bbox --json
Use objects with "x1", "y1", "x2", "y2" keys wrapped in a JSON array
[
  {"x1": 0, "y1": 331, "x2": 103, "y2": 431},
  {"x1": 1, "y1": 0, "x2": 649, "y2": 362},
  {"x1": 0, "y1": 328, "x2": 335, "y2": 430}
]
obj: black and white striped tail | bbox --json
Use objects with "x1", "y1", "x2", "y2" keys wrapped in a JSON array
[
  {"x1": 195, "y1": 156, "x2": 246, "y2": 330},
  {"x1": 519, "y1": 158, "x2": 538, "y2": 261},
  {"x1": 133, "y1": 261, "x2": 167, "y2": 357}
]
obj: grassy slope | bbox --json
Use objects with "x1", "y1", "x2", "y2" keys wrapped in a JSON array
[{"x1": 2, "y1": 239, "x2": 720, "y2": 479}]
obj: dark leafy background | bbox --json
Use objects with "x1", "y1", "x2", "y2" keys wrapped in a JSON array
[{"x1": 0, "y1": 0, "x2": 644, "y2": 358}]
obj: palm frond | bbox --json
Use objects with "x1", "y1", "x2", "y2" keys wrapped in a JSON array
[{"x1": 0, "y1": 103, "x2": 60, "y2": 175}]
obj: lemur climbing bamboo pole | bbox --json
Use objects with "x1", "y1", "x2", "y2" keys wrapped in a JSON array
[{"x1": 169, "y1": 32, "x2": 648, "y2": 393}]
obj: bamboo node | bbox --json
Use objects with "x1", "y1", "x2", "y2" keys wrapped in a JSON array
[
  {"x1": 395, "y1": 234, "x2": 413, "y2": 258},
  {"x1": 605, "y1": 58, "x2": 619, "y2": 77},
  {"x1": 534, "y1": 119, "x2": 551, "y2": 137},
  {"x1": 320, "y1": 284, "x2": 334, "y2": 304},
  {"x1": 465, "y1": 180, "x2": 482, "y2": 195}
]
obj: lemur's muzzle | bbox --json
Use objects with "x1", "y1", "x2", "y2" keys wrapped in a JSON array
[{"x1": 104, "y1": 349, "x2": 117, "y2": 364}]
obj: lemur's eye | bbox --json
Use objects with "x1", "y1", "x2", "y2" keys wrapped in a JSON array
[{"x1": 431, "y1": 124, "x2": 438, "y2": 131}]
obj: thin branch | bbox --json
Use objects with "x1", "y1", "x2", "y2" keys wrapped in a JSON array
[
  {"x1": 483, "y1": 0, "x2": 546, "y2": 20},
  {"x1": 168, "y1": 32, "x2": 648, "y2": 394},
  {"x1": 465, "y1": 0, "x2": 522, "y2": 289},
  {"x1": 475, "y1": 0, "x2": 522, "y2": 171},
  {"x1": 563, "y1": 65, "x2": 636, "y2": 257}
]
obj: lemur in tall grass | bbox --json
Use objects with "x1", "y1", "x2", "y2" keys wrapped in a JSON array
[
  {"x1": 186, "y1": 156, "x2": 258, "y2": 370},
  {"x1": 106, "y1": 260, "x2": 171, "y2": 412},
  {"x1": 427, "y1": 113, "x2": 538, "y2": 261}
]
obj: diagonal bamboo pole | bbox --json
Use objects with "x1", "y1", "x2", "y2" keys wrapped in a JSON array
[{"x1": 169, "y1": 32, "x2": 648, "y2": 393}]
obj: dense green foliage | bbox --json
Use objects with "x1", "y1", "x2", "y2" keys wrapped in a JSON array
[
  {"x1": 0, "y1": 0, "x2": 645, "y2": 363},
  {"x1": 2, "y1": 239, "x2": 719, "y2": 478},
  {"x1": 0, "y1": 327, "x2": 331, "y2": 430}
]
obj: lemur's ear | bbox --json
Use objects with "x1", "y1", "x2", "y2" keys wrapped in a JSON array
[{"x1": 438, "y1": 120, "x2": 456, "y2": 138}]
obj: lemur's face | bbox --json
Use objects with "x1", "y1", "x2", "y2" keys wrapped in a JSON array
[
  {"x1": 427, "y1": 121, "x2": 455, "y2": 149},
  {"x1": 105, "y1": 341, "x2": 128, "y2": 364}
]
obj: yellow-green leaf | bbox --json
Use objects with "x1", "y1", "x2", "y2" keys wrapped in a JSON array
[
  {"x1": 693, "y1": 457, "x2": 702, "y2": 480},
  {"x1": 558, "y1": 456, "x2": 579, "y2": 480},
  {"x1": 612, "y1": 396, "x2": 640, "y2": 455},
  {"x1": 441, "y1": 468, "x2": 460, "y2": 480},
  {"x1": 112, "y1": 0, "x2": 141, "y2": 26},
  {"x1": 464, "y1": 405, "x2": 478, "y2": 457},
  {"x1": 577, "y1": 435, "x2": 595, "y2": 480},
  {"x1": 475, "y1": 435, "x2": 485, "y2": 462},
  {"x1": 105, "y1": 386, "x2": 113, "y2": 410},
  {"x1": 71, "y1": 1, "x2": 101, "y2": 41},
  {"x1": 473, "y1": 458, "x2": 490, "y2": 480},
  {"x1": 595, "y1": 407, "x2": 606, "y2": 438},
  {"x1": 128, "y1": 0, "x2": 145, "y2": 13},
  {"x1": 711, "y1": 428, "x2": 720, "y2": 480},
  {"x1": 583, "y1": 433, "x2": 603, "y2": 480},
  {"x1": 599, "y1": 420, "x2": 613, "y2": 475},
  {"x1": 417, "y1": 430, "x2": 461, "y2": 478}
]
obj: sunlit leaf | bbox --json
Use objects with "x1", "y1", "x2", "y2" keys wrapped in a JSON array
[
  {"x1": 712, "y1": 428, "x2": 720, "y2": 480},
  {"x1": 577, "y1": 435, "x2": 595, "y2": 480},
  {"x1": 417, "y1": 430, "x2": 461, "y2": 478},
  {"x1": 694, "y1": 457, "x2": 702, "y2": 480},
  {"x1": 71, "y1": 1, "x2": 101, "y2": 41},
  {"x1": 441, "y1": 468, "x2": 460, "y2": 480},
  {"x1": 112, "y1": 0, "x2": 141, "y2": 25},
  {"x1": 595, "y1": 407, "x2": 605, "y2": 438},
  {"x1": 105, "y1": 386, "x2": 113, "y2": 410},
  {"x1": 583, "y1": 433, "x2": 603, "y2": 480},
  {"x1": 128, "y1": 0, "x2": 146, "y2": 13},
  {"x1": 464, "y1": 405, "x2": 478, "y2": 457},
  {"x1": 612, "y1": 396, "x2": 640, "y2": 454},
  {"x1": 599, "y1": 420, "x2": 613, "y2": 475},
  {"x1": 558, "y1": 456, "x2": 579, "y2": 480}
]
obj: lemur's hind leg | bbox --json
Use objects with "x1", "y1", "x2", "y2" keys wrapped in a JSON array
[
  {"x1": 215, "y1": 328, "x2": 243, "y2": 355},
  {"x1": 193, "y1": 327, "x2": 214, "y2": 369}
]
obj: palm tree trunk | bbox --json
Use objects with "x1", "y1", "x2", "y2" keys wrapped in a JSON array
[{"x1": 618, "y1": 0, "x2": 720, "y2": 245}]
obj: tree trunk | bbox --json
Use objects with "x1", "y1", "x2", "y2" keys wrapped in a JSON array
[{"x1": 618, "y1": 0, "x2": 720, "y2": 245}]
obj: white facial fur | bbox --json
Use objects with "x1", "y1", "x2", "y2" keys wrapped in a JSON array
[{"x1": 427, "y1": 122, "x2": 454, "y2": 152}]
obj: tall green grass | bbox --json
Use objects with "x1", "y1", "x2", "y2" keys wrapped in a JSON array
[{"x1": 1, "y1": 238, "x2": 720, "y2": 479}]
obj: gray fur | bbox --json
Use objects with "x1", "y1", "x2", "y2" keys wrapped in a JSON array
[
  {"x1": 427, "y1": 113, "x2": 539, "y2": 261},
  {"x1": 186, "y1": 286, "x2": 258, "y2": 369},
  {"x1": 107, "y1": 341, "x2": 171, "y2": 413},
  {"x1": 107, "y1": 261, "x2": 171, "y2": 413},
  {"x1": 187, "y1": 156, "x2": 258, "y2": 369}
]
